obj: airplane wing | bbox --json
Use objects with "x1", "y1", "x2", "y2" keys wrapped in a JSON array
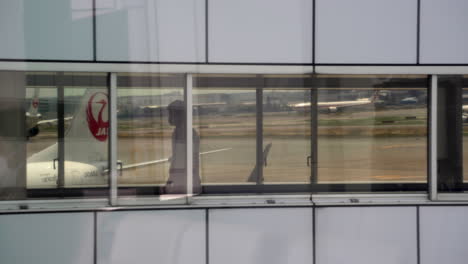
[
  {"x1": 118, "y1": 148, "x2": 232, "y2": 171},
  {"x1": 37, "y1": 116, "x2": 73, "y2": 126}
]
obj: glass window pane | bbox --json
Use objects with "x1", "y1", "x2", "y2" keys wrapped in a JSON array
[
  {"x1": 0, "y1": 71, "x2": 109, "y2": 200},
  {"x1": 438, "y1": 75, "x2": 465, "y2": 193},
  {"x1": 263, "y1": 75, "x2": 312, "y2": 184},
  {"x1": 316, "y1": 75, "x2": 428, "y2": 192},
  {"x1": 117, "y1": 73, "x2": 189, "y2": 196},
  {"x1": 193, "y1": 75, "x2": 257, "y2": 187},
  {"x1": 0, "y1": 71, "x2": 27, "y2": 199},
  {"x1": 194, "y1": 74, "x2": 313, "y2": 194}
]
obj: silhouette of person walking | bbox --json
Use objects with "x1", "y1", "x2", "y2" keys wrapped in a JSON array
[{"x1": 165, "y1": 100, "x2": 201, "y2": 194}]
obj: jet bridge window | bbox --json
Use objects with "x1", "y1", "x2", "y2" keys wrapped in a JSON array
[
  {"x1": 315, "y1": 75, "x2": 428, "y2": 192},
  {"x1": 194, "y1": 74, "x2": 314, "y2": 194},
  {"x1": 0, "y1": 71, "x2": 109, "y2": 200},
  {"x1": 436, "y1": 75, "x2": 468, "y2": 193},
  {"x1": 192, "y1": 74, "x2": 428, "y2": 194},
  {"x1": 116, "y1": 73, "x2": 188, "y2": 196}
]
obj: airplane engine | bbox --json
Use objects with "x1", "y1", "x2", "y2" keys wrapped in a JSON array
[
  {"x1": 28, "y1": 126, "x2": 39, "y2": 138},
  {"x1": 328, "y1": 106, "x2": 338, "y2": 113}
]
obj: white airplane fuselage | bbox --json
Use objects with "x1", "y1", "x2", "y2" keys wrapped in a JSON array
[
  {"x1": 291, "y1": 98, "x2": 373, "y2": 112},
  {"x1": 27, "y1": 159, "x2": 108, "y2": 189}
]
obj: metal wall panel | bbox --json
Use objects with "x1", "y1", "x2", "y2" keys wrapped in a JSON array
[
  {"x1": 209, "y1": 208, "x2": 313, "y2": 264},
  {"x1": 316, "y1": 207, "x2": 417, "y2": 264},
  {"x1": 97, "y1": 210, "x2": 205, "y2": 264},
  {"x1": 316, "y1": 0, "x2": 417, "y2": 64},
  {"x1": 96, "y1": 0, "x2": 205, "y2": 62},
  {"x1": 208, "y1": 0, "x2": 313, "y2": 64},
  {"x1": 0, "y1": 0, "x2": 93, "y2": 60},
  {"x1": 420, "y1": 0, "x2": 468, "y2": 64},
  {"x1": 0, "y1": 212, "x2": 94, "y2": 264},
  {"x1": 420, "y1": 206, "x2": 468, "y2": 264}
]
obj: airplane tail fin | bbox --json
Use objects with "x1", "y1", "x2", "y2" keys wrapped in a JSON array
[
  {"x1": 370, "y1": 90, "x2": 380, "y2": 103},
  {"x1": 64, "y1": 88, "x2": 109, "y2": 164},
  {"x1": 27, "y1": 88, "x2": 41, "y2": 118},
  {"x1": 28, "y1": 88, "x2": 109, "y2": 165}
]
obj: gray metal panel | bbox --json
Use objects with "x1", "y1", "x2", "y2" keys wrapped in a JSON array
[
  {"x1": 209, "y1": 208, "x2": 313, "y2": 264},
  {"x1": 209, "y1": 0, "x2": 313, "y2": 63},
  {"x1": 420, "y1": 206, "x2": 468, "y2": 264},
  {"x1": 0, "y1": 213, "x2": 94, "y2": 264},
  {"x1": 0, "y1": 0, "x2": 93, "y2": 60},
  {"x1": 96, "y1": 0, "x2": 205, "y2": 62},
  {"x1": 316, "y1": 0, "x2": 417, "y2": 64},
  {"x1": 420, "y1": 0, "x2": 468, "y2": 64},
  {"x1": 316, "y1": 207, "x2": 417, "y2": 264},
  {"x1": 97, "y1": 210, "x2": 205, "y2": 264}
]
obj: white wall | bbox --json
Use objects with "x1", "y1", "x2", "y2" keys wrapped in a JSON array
[
  {"x1": 1, "y1": 0, "x2": 468, "y2": 64},
  {"x1": 315, "y1": 0, "x2": 417, "y2": 64},
  {"x1": 96, "y1": 0, "x2": 205, "y2": 62},
  {"x1": 209, "y1": 208, "x2": 313, "y2": 264},
  {"x1": 0, "y1": 0, "x2": 93, "y2": 60},
  {"x1": 420, "y1": 0, "x2": 468, "y2": 64},
  {"x1": 420, "y1": 206, "x2": 468, "y2": 264},
  {"x1": 208, "y1": 0, "x2": 313, "y2": 64},
  {"x1": 0, "y1": 212, "x2": 94, "y2": 264},
  {"x1": 97, "y1": 210, "x2": 205, "y2": 264},
  {"x1": 3, "y1": 206, "x2": 468, "y2": 264},
  {"x1": 315, "y1": 207, "x2": 417, "y2": 264}
]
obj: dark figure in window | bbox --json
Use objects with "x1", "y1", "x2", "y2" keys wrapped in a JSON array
[{"x1": 165, "y1": 100, "x2": 201, "y2": 194}]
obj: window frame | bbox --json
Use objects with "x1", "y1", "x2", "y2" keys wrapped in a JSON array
[{"x1": 0, "y1": 62, "x2": 468, "y2": 210}]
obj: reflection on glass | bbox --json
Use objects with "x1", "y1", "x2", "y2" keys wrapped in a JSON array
[
  {"x1": 166, "y1": 100, "x2": 200, "y2": 194},
  {"x1": 317, "y1": 75, "x2": 428, "y2": 187},
  {"x1": 27, "y1": 73, "x2": 109, "y2": 191},
  {"x1": 117, "y1": 74, "x2": 193, "y2": 195},
  {"x1": 464, "y1": 79, "x2": 468, "y2": 182},
  {"x1": 0, "y1": 72, "x2": 109, "y2": 200},
  {"x1": 0, "y1": 71, "x2": 27, "y2": 200},
  {"x1": 263, "y1": 86, "x2": 311, "y2": 183},
  {"x1": 194, "y1": 75, "x2": 257, "y2": 185},
  {"x1": 437, "y1": 76, "x2": 464, "y2": 192},
  {"x1": 26, "y1": 85, "x2": 57, "y2": 188}
]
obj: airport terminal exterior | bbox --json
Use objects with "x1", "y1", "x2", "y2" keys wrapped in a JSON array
[{"x1": 1, "y1": 0, "x2": 468, "y2": 263}]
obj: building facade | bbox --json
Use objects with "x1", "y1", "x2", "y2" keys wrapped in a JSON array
[{"x1": 1, "y1": 0, "x2": 468, "y2": 263}]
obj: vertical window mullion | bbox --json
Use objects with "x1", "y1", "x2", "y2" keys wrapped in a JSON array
[
  {"x1": 429, "y1": 74, "x2": 438, "y2": 200},
  {"x1": 310, "y1": 76, "x2": 318, "y2": 192},
  {"x1": 57, "y1": 72, "x2": 65, "y2": 190},
  {"x1": 109, "y1": 72, "x2": 118, "y2": 205},
  {"x1": 256, "y1": 75, "x2": 264, "y2": 185},
  {"x1": 186, "y1": 73, "x2": 193, "y2": 199}
]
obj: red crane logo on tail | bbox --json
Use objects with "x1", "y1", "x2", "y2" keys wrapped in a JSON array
[
  {"x1": 32, "y1": 98, "x2": 39, "y2": 109},
  {"x1": 86, "y1": 92, "x2": 109, "y2": 142}
]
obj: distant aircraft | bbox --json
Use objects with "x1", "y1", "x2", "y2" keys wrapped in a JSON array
[
  {"x1": 25, "y1": 89, "x2": 42, "y2": 138},
  {"x1": 27, "y1": 89, "x2": 229, "y2": 189},
  {"x1": 400, "y1": 97, "x2": 419, "y2": 104},
  {"x1": 289, "y1": 91, "x2": 380, "y2": 113},
  {"x1": 25, "y1": 89, "x2": 72, "y2": 138},
  {"x1": 463, "y1": 105, "x2": 468, "y2": 123}
]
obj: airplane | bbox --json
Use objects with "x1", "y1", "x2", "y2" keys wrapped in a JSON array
[
  {"x1": 289, "y1": 91, "x2": 380, "y2": 113},
  {"x1": 26, "y1": 89, "x2": 230, "y2": 189},
  {"x1": 25, "y1": 89, "x2": 42, "y2": 138},
  {"x1": 25, "y1": 89, "x2": 72, "y2": 138},
  {"x1": 463, "y1": 105, "x2": 468, "y2": 123},
  {"x1": 400, "y1": 97, "x2": 419, "y2": 104}
]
